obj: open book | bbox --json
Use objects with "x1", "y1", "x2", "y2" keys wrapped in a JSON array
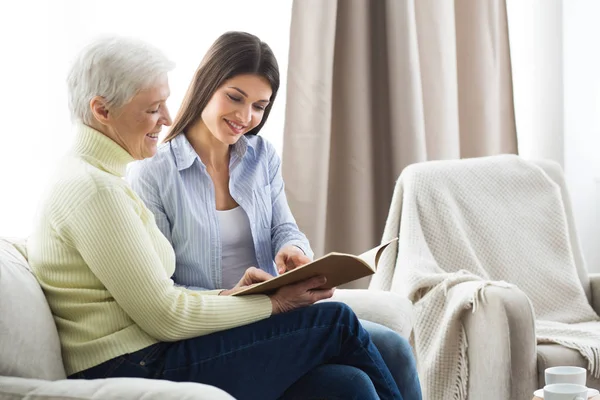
[{"x1": 232, "y1": 238, "x2": 398, "y2": 296}]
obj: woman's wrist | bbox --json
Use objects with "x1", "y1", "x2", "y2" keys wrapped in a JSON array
[{"x1": 269, "y1": 295, "x2": 280, "y2": 314}]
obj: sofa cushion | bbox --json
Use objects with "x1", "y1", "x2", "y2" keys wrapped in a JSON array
[
  {"x1": 0, "y1": 238, "x2": 66, "y2": 380},
  {"x1": 5, "y1": 237, "x2": 28, "y2": 260},
  {"x1": 0, "y1": 376, "x2": 235, "y2": 400},
  {"x1": 537, "y1": 343, "x2": 600, "y2": 390},
  {"x1": 325, "y1": 289, "x2": 414, "y2": 338}
]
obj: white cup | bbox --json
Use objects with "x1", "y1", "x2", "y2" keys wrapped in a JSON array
[
  {"x1": 544, "y1": 383, "x2": 588, "y2": 400},
  {"x1": 545, "y1": 366, "x2": 587, "y2": 386}
]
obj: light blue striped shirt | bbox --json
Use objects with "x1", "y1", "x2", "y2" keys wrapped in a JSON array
[{"x1": 126, "y1": 133, "x2": 313, "y2": 290}]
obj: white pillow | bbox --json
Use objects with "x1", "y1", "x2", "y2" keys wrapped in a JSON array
[{"x1": 0, "y1": 238, "x2": 66, "y2": 380}]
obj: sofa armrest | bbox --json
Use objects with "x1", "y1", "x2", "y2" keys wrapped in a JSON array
[
  {"x1": 328, "y1": 289, "x2": 413, "y2": 338},
  {"x1": 461, "y1": 285, "x2": 538, "y2": 400},
  {"x1": 590, "y1": 273, "x2": 600, "y2": 315},
  {"x1": 0, "y1": 375, "x2": 235, "y2": 400}
]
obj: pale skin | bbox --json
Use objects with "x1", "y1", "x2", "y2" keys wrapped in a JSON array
[
  {"x1": 89, "y1": 74, "x2": 172, "y2": 160},
  {"x1": 185, "y1": 74, "x2": 332, "y2": 309},
  {"x1": 89, "y1": 73, "x2": 332, "y2": 314},
  {"x1": 186, "y1": 74, "x2": 314, "y2": 274}
]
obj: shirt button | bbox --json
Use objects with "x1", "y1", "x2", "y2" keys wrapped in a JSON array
[
  {"x1": 139, "y1": 361, "x2": 146, "y2": 366},
  {"x1": 238, "y1": 197, "x2": 243, "y2": 202}
]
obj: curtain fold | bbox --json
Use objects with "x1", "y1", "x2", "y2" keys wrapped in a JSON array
[{"x1": 283, "y1": 0, "x2": 518, "y2": 264}]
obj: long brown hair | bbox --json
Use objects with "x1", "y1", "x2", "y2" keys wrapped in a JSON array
[{"x1": 163, "y1": 31, "x2": 280, "y2": 143}]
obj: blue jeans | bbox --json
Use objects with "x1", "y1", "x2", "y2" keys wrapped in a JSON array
[
  {"x1": 282, "y1": 320, "x2": 422, "y2": 400},
  {"x1": 280, "y1": 364, "x2": 379, "y2": 399},
  {"x1": 360, "y1": 320, "x2": 422, "y2": 400},
  {"x1": 70, "y1": 302, "x2": 401, "y2": 399}
]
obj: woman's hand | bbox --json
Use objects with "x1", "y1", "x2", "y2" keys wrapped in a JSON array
[
  {"x1": 275, "y1": 245, "x2": 312, "y2": 274},
  {"x1": 219, "y1": 267, "x2": 274, "y2": 296},
  {"x1": 269, "y1": 276, "x2": 334, "y2": 314}
]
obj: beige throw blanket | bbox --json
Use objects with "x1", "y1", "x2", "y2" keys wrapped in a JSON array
[{"x1": 370, "y1": 155, "x2": 600, "y2": 399}]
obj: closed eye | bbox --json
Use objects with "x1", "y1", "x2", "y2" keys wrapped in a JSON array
[{"x1": 227, "y1": 93, "x2": 266, "y2": 111}]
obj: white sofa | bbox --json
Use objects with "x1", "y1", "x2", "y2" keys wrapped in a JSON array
[{"x1": 0, "y1": 237, "x2": 413, "y2": 399}]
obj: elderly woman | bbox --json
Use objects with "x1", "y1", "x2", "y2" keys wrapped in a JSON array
[{"x1": 27, "y1": 36, "x2": 402, "y2": 400}]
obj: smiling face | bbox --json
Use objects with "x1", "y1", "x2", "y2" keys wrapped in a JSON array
[
  {"x1": 200, "y1": 74, "x2": 272, "y2": 145},
  {"x1": 91, "y1": 74, "x2": 172, "y2": 160}
]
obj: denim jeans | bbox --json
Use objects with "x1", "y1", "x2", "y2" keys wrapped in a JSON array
[
  {"x1": 70, "y1": 302, "x2": 402, "y2": 400},
  {"x1": 280, "y1": 364, "x2": 379, "y2": 399},
  {"x1": 360, "y1": 320, "x2": 422, "y2": 400},
  {"x1": 281, "y1": 320, "x2": 422, "y2": 400}
]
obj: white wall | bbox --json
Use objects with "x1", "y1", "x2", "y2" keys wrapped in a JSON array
[
  {"x1": 0, "y1": 0, "x2": 292, "y2": 238},
  {"x1": 507, "y1": 0, "x2": 564, "y2": 165},
  {"x1": 563, "y1": 0, "x2": 600, "y2": 273},
  {"x1": 509, "y1": 0, "x2": 600, "y2": 273}
]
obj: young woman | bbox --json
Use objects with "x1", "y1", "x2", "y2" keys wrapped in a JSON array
[{"x1": 127, "y1": 31, "x2": 421, "y2": 399}]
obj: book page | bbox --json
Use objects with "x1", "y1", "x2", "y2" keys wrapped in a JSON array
[
  {"x1": 358, "y1": 237, "x2": 399, "y2": 270},
  {"x1": 357, "y1": 246, "x2": 380, "y2": 270}
]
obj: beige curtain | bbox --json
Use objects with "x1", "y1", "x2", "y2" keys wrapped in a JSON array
[{"x1": 282, "y1": 0, "x2": 518, "y2": 264}]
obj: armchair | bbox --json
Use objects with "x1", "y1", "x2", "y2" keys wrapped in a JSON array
[{"x1": 370, "y1": 155, "x2": 600, "y2": 400}]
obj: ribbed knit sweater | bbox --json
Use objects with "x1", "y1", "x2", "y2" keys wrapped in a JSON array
[{"x1": 28, "y1": 124, "x2": 272, "y2": 375}]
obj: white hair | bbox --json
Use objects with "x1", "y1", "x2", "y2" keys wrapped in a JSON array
[{"x1": 67, "y1": 36, "x2": 175, "y2": 124}]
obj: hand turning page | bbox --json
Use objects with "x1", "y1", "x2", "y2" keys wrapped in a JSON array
[{"x1": 232, "y1": 238, "x2": 398, "y2": 296}]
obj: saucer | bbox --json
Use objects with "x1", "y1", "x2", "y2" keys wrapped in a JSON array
[{"x1": 534, "y1": 388, "x2": 599, "y2": 398}]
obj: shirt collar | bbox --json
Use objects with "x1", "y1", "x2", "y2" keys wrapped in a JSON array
[
  {"x1": 73, "y1": 123, "x2": 134, "y2": 177},
  {"x1": 229, "y1": 135, "x2": 256, "y2": 170},
  {"x1": 171, "y1": 133, "x2": 256, "y2": 172},
  {"x1": 171, "y1": 133, "x2": 198, "y2": 171}
]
